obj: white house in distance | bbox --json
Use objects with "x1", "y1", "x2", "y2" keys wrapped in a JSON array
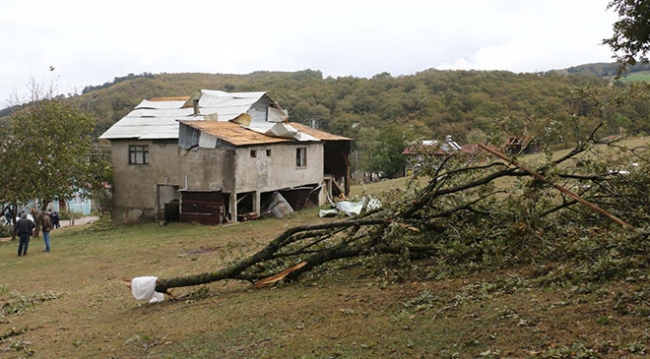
[{"x1": 99, "y1": 90, "x2": 351, "y2": 224}]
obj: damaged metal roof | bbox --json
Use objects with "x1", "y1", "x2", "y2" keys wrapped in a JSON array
[
  {"x1": 179, "y1": 121, "x2": 293, "y2": 146},
  {"x1": 99, "y1": 90, "x2": 283, "y2": 140},
  {"x1": 100, "y1": 89, "x2": 351, "y2": 147},
  {"x1": 178, "y1": 121, "x2": 349, "y2": 147},
  {"x1": 288, "y1": 123, "x2": 351, "y2": 141}
]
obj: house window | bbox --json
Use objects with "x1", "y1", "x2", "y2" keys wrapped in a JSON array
[
  {"x1": 266, "y1": 149, "x2": 272, "y2": 157},
  {"x1": 250, "y1": 150, "x2": 257, "y2": 158},
  {"x1": 296, "y1": 147, "x2": 307, "y2": 167},
  {"x1": 129, "y1": 145, "x2": 149, "y2": 164}
]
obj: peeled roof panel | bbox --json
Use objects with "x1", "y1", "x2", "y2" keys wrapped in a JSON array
[
  {"x1": 287, "y1": 123, "x2": 352, "y2": 141},
  {"x1": 246, "y1": 122, "x2": 275, "y2": 132},
  {"x1": 262, "y1": 123, "x2": 319, "y2": 142},
  {"x1": 179, "y1": 120, "x2": 291, "y2": 146}
]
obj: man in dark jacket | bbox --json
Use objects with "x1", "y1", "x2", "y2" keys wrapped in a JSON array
[
  {"x1": 16, "y1": 213, "x2": 35, "y2": 256},
  {"x1": 51, "y1": 211, "x2": 60, "y2": 229}
]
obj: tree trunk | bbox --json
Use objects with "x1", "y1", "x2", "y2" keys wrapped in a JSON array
[{"x1": 154, "y1": 218, "x2": 386, "y2": 293}]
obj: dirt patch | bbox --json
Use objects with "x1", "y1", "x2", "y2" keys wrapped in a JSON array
[{"x1": 184, "y1": 246, "x2": 223, "y2": 255}]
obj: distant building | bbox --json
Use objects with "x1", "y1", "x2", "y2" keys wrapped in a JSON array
[
  {"x1": 49, "y1": 194, "x2": 92, "y2": 216},
  {"x1": 402, "y1": 135, "x2": 498, "y2": 175},
  {"x1": 505, "y1": 136, "x2": 539, "y2": 155},
  {"x1": 402, "y1": 135, "x2": 463, "y2": 174}
]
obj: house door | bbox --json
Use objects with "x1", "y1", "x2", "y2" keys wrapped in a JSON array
[{"x1": 157, "y1": 185, "x2": 179, "y2": 221}]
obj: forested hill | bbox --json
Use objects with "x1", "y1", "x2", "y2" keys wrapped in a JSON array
[
  {"x1": 559, "y1": 62, "x2": 650, "y2": 78},
  {"x1": 76, "y1": 66, "x2": 647, "y2": 140},
  {"x1": 6, "y1": 63, "x2": 650, "y2": 175}
]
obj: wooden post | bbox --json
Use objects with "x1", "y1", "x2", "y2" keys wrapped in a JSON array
[{"x1": 478, "y1": 144, "x2": 636, "y2": 232}]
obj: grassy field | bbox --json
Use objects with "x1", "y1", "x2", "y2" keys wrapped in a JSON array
[
  {"x1": 619, "y1": 72, "x2": 650, "y2": 82},
  {"x1": 1, "y1": 140, "x2": 650, "y2": 358}
]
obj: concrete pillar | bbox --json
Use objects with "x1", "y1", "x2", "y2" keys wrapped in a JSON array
[
  {"x1": 229, "y1": 192, "x2": 238, "y2": 223},
  {"x1": 254, "y1": 191, "x2": 261, "y2": 217}
]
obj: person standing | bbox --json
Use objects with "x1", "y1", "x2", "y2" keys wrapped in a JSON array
[
  {"x1": 41, "y1": 210, "x2": 53, "y2": 252},
  {"x1": 52, "y1": 211, "x2": 60, "y2": 229},
  {"x1": 16, "y1": 213, "x2": 35, "y2": 256},
  {"x1": 4, "y1": 208, "x2": 12, "y2": 225}
]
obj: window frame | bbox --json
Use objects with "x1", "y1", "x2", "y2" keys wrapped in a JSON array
[
  {"x1": 129, "y1": 145, "x2": 149, "y2": 165},
  {"x1": 296, "y1": 147, "x2": 307, "y2": 168}
]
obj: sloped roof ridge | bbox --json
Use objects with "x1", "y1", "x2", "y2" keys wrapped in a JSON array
[
  {"x1": 200, "y1": 89, "x2": 266, "y2": 98},
  {"x1": 135, "y1": 99, "x2": 187, "y2": 110}
]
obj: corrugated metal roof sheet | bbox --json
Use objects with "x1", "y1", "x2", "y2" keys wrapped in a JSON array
[
  {"x1": 99, "y1": 90, "x2": 351, "y2": 144},
  {"x1": 246, "y1": 122, "x2": 319, "y2": 142},
  {"x1": 127, "y1": 108, "x2": 195, "y2": 118},
  {"x1": 136, "y1": 99, "x2": 188, "y2": 109},
  {"x1": 100, "y1": 90, "x2": 272, "y2": 140},
  {"x1": 178, "y1": 120, "x2": 351, "y2": 147},
  {"x1": 197, "y1": 91, "x2": 267, "y2": 108},
  {"x1": 288, "y1": 123, "x2": 352, "y2": 141},
  {"x1": 179, "y1": 121, "x2": 292, "y2": 146}
]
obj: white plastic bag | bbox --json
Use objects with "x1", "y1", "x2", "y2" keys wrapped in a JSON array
[{"x1": 131, "y1": 276, "x2": 165, "y2": 303}]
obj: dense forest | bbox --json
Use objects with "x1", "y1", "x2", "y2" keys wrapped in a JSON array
[{"x1": 5, "y1": 63, "x2": 650, "y2": 177}]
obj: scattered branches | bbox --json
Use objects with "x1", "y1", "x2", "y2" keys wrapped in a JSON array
[{"x1": 147, "y1": 123, "x2": 650, "y2": 295}]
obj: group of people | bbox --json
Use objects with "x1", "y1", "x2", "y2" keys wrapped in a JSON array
[
  {"x1": 3, "y1": 209, "x2": 60, "y2": 227},
  {"x1": 16, "y1": 209, "x2": 56, "y2": 256}
]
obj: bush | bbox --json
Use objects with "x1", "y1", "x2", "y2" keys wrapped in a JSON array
[
  {"x1": 0, "y1": 224, "x2": 13, "y2": 238},
  {"x1": 88, "y1": 213, "x2": 113, "y2": 232}
]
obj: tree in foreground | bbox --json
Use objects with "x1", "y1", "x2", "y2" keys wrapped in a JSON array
[
  {"x1": 145, "y1": 112, "x2": 650, "y2": 296},
  {"x1": 603, "y1": 0, "x2": 650, "y2": 73},
  {"x1": 0, "y1": 98, "x2": 111, "y2": 224}
]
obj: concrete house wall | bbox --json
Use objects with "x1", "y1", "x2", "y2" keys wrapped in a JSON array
[
  {"x1": 233, "y1": 143, "x2": 323, "y2": 193},
  {"x1": 110, "y1": 139, "x2": 180, "y2": 221},
  {"x1": 177, "y1": 146, "x2": 235, "y2": 192},
  {"x1": 177, "y1": 139, "x2": 323, "y2": 220}
]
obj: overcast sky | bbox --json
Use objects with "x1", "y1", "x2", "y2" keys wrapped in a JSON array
[{"x1": 1, "y1": 0, "x2": 619, "y2": 105}]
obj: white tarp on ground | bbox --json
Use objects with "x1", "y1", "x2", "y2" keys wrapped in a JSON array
[{"x1": 319, "y1": 196, "x2": 382, "y2": 217}]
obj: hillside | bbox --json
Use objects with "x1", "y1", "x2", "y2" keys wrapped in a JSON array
[{"x1": 560, "y1": 61, "x2": 650, "y2": 79}]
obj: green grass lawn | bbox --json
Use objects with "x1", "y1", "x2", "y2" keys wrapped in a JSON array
[
  {"x1": 619, "y1": 71, "x2": 650, "y2": 82},
  {"x1": 1, "y1": 138, "x2": 650, "y2": 357}
]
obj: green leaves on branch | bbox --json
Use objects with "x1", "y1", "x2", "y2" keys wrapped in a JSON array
[
  {"x1": 603, "y1": 0, "x2": 650, "y2": 74},
  {"x1": 0, "y1": 98, "x2": 111, "y2": 207}
]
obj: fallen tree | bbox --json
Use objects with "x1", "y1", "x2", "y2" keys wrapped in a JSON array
[{"x1": 145, "y1": 122, "x2": 650, "y2": 297}]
